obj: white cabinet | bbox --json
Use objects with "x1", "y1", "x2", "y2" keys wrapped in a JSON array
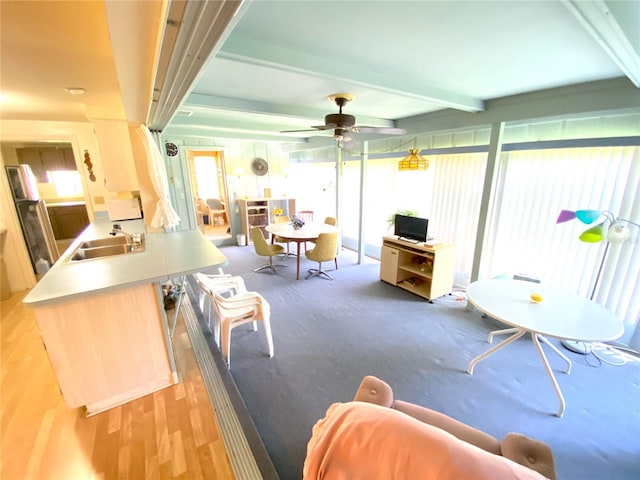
[{"x1": 93, "y1": 119, "x2": 139, "y2": 192}]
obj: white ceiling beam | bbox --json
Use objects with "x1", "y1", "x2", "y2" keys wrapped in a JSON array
[
  {"x1": 563, "y1": 0, "x2": 640, "y2": 87},
  {"x1": 147, "y1": 0, "x2": 243, "y2": 130},
  {"x1": 183, "y1": 93, "x2": 396, "y2": 127},
  {"x1": 163, "y1": 123, "x2": 323, "y2": 144},
  {"x1": 104, "y1": 0, "x2": 164, "y2": 124},
  {"x1": 218, "y1": 36, "x2": 485, "y2": 113},
  {"x1": 167, "y1": 111, "x2": 322, "y2": 133}
]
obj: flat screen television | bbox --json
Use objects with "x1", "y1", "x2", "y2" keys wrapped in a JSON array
[{"x1": 394, "y1": 214, "x2": 429, "y2": 243}]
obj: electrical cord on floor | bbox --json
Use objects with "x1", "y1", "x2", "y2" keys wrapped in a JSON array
[
  {"x1": 584, "y1": 342, "x2": 638, "y2": 368},
  {"x1": 437, "y1": 289, "x2": 468, "y2": 304}
]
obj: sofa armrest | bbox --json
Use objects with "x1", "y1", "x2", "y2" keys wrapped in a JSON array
[
  {"x1": 502, "y1": 433, "x2": 556, "y2": 480},
  {"x1": 353, "y1": 375, "x2": 394, "y2": 407}
]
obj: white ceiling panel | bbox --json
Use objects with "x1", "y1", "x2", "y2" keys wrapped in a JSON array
[{"x1": 1, "y1": 0, "x2": 637, "y2": 145}]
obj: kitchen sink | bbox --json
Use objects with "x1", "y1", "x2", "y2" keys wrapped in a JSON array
[
  {"x1": 79, "y1": 235, "x2": 138, "y2": 248},
  {"x1": 68, "y1": 234, "x2": 145, "y2": 262}
]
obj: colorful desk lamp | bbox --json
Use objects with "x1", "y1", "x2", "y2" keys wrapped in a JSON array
[{"x1": 556, "y1": 209, "x2": 640, "y2": 353}]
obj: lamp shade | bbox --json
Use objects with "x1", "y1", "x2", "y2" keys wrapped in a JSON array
[
  {"x1": 575, "y1": 210, "x2": 601, "y2": 224},
  {"x1": 607, "y1": 221, "x2": 631, "y2": 243},
  {"x1": 398, "y1": 149, "x2": 428, "y2": 171},
  {"x1": 579, "y1": 223, "x2": 605, "y2": 242},
  {"x1": 556, "y1": 210, "x2": 576, "y2": 223}
]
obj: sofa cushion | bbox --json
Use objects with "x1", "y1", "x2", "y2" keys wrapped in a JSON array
[{"x1": 304, "y1": 402, "x2": 547, "y2": 480}]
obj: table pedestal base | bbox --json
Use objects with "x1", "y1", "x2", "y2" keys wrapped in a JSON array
[
  {"x1": 561, "y1": 339, "x2": 593, "y2": 355},
  {"x1": 467, "y1": 328, "x2": 572, "y2": 417}
]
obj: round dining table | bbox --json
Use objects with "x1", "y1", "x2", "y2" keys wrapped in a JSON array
[
  {"x1": 466, "y1": 278, "x2": 623, "y2": 417},
  {"x1": 265, "y1": 222, "x2": 338, "y2": 280}
]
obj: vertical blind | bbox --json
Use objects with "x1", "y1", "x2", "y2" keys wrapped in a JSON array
[
  {"x1": 294, "y1": 145, "x2": 640, "y2": 348},
  {"x1": 483, "y1": 146, "x2": 639, "y2": 347}
]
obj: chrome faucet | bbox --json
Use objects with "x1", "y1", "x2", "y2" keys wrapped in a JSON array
[{"x1": 110, "y1": 224, "x2": 143, "y2": 246}]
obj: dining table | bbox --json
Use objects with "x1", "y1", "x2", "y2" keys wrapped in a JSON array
[{"x1": 265, "y1": 222, "x2": 338, "y2": 280}]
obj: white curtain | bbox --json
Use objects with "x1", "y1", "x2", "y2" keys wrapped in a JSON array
[
  {"x1": 294, "y1": 145, "x2": 640, "y2": 348},
  {"x1": 136, "y1": 125, "x2": 180, "y2": 230}
]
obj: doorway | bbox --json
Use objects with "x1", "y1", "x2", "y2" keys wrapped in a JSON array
[{"x1": 186, "y1": 149, "x2": 231, "y2": 241}]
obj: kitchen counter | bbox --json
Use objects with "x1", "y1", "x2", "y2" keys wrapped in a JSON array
[
  {"x1": 23, "y1": 219, "x2": 228, "y2": 415},
  {"x1": 23, "y1": 219, "x2": 228, "y2": 306}
]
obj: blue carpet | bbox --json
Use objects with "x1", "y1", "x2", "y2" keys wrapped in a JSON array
[{"x1": 193, "y1": 244, "x2": 640, "y2": 480}]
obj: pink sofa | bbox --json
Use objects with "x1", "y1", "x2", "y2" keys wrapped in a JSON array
[{"x1": 304, "y1": 375, "x2": 556, "y2": 480}]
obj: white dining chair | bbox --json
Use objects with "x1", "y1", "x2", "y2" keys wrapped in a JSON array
[{"x1": 194, "y1": 273, "x2": 274, "y2": 369}]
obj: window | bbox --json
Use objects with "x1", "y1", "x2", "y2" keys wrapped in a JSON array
[
  {"x1": 47, "y1": 170, "x2": 83, "y2": 197},
  {"x1": 194, "y1": 156, "x2": 220, "y2": 199}
]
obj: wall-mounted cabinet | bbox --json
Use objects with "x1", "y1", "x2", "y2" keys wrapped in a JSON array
[
  {"x1": 47, "y1": 204, "x2": 90, "y2": 240},
  {"x1": 93, "y1": 119, "x2": 139, "y2": 192},
  {"x1": 238, "y1": 197, "x2": 295, "y2": 245},
  {"x1": 17, "y1": 146, "x2": 76, "y2": 181}
]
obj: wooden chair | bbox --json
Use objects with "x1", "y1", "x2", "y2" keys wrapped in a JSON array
[
  {"x1": 305, "y1": 231, "x2": 338, "y2": 280},
  {"x1": 251, "y1": 226, "x2": 286, "y2": 274},
  {"x1": 194, "y1": 273, "x2": 273, "y2": 369},
  {"x1": 295, "y1": 210, "x2": 314, "y2": 223},
  {"x1": 291, "y1": 210, "x2": 314, "y2": 251},
  {"x1": 205, "y1": 198, "x2": 228, "y2": 225}
]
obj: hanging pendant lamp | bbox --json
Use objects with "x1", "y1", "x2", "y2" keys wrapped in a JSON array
[{"x1": 398, "y1": 148, "x2": 428, "y2": 171}]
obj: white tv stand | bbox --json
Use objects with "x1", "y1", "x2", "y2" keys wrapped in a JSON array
[{"x1": 380, "y1": 236, "x2": 456, "y2": 301}]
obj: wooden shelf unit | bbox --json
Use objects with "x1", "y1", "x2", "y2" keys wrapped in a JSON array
[
  {"x1": 238, "y1": 197, "x2": 295, "y2": 245},
  {"x1": 380, "y1": 236, "x2": 456, "y2": 301}
]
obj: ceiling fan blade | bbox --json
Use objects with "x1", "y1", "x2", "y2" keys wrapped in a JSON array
[
  {"x1": 353, "y1": 126, "x2": 407, "y2": 135},
  {"x1": 280, "y1": 126, "x2": 334, "y2": 133},
  {"x1": 280, "y1": 128, "x2": 318, "y2": 133}
]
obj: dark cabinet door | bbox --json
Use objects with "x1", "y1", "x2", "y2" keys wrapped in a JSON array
[
  {"x1": 17, "y1": 148, "x2": 46, "y2": 181},
  {"x1": 47, "y1": 205, "x2": 89, "y2": 239}
]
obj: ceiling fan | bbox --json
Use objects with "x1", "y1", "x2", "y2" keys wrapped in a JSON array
[{"x1": 281, "y1": 94, "x2": 406, "y2": 149}]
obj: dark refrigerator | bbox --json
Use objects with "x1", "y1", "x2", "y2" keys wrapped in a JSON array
[{"x1": 5, "y1": 165, "x2": 59, "y2": 274}]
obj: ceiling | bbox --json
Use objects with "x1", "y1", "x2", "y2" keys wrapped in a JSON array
[{"x1": 1, "y1": 1, "x2": 638, "y2": 150}]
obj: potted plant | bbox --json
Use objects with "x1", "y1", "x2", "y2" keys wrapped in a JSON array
[{"x1": 387, "y1": 209, "x2": 418, "y2": 228}]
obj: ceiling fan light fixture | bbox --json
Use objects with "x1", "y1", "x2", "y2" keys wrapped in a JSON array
[{"x1": 399, "y1": 148, "x2": 428, "y2": 171}]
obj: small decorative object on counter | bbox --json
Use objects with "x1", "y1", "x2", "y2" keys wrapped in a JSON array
[{"x1": 290, "y1": 214, "x2": 305, "y2": 230}]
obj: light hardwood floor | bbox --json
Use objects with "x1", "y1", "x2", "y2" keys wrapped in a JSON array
[
  {"x1": 1, "y1": 290, "x2": 235, "y2": 480},
  {"x1": 200, "y1": 222, "x2": 231, "y2": 241}
]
